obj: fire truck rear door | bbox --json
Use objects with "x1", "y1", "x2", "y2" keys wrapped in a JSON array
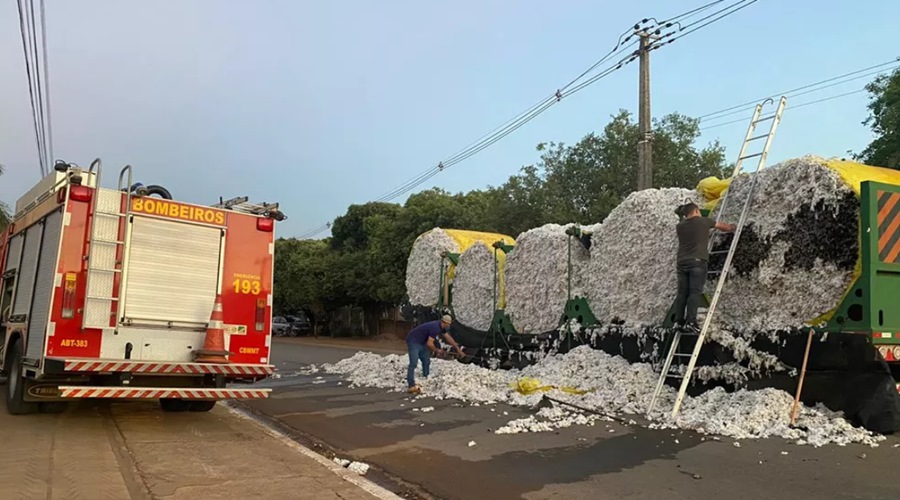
[{"x1": 122, "y1": 216, "x2": 223, "y2": 327}]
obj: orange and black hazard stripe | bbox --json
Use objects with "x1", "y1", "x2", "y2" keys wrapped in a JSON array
[{"x1": 877, "y1": 190, "x2": 900, "y2": 264}]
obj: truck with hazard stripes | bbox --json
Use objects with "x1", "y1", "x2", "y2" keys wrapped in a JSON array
[{"x1": 0, "y1": 159, "x2": 282, "y2": 414}]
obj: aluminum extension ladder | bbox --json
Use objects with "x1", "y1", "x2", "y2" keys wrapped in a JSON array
[
  {"x1": 211, "y1": 196, "x2": 280, "y2": 216},
  {"x1": 646, "y1": 96, "x2": 788, "y2": 419},
  {"x1": 82, "y1": 163, "x2": 135, "y2": 329}
]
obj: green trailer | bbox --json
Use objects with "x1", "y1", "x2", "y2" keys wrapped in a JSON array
[{"x1": 827, "y1": 181, "x2": 900, "y2": 367}]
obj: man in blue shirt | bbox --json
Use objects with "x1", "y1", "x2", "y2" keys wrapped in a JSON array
[{"x1": 406, "y1": 315, "x2": 465, "y2": 394}]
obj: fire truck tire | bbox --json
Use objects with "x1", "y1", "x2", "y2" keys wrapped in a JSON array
[
  {"x1": 5, "y1": 339, "x2": 38, "y2": 415},
  {"x1": 188, "y1": 400, "x2": 217, "y2": 412},
  {"x1": 159, "y1": 398, "x2": 191, "y2": 412}
]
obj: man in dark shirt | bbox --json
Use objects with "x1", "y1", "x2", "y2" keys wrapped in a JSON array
[
  {"x1": 673, "y1": 202, "x2": 736, "y2": 330},
  {"x1": 406, "y1": 315, "x2": 465, "y2": 394}
]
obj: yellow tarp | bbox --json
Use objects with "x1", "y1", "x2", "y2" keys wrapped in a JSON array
[
  {"x1": 433, "y1": 229, "x2": 516, "y2": 309},
  {"x1": 823, "y1": 159, "x2": 900, "y2": 196},
  {"x1": 512, "y1": 377, "x2": 592, "y2": 396},
  {"x1": 696, "y1": 158, "x2": 900, "y2": 325},
  {"x1": 697, "y1": 176, "x2": 732, "y2": 212}
]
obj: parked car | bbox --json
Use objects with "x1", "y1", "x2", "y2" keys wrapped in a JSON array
[
  {"x1": 272, "y1": 316, "x2": 292, "y2": 337},
  {"x1": 285, "y1": 312, "x2": 312, "y2": 335}
]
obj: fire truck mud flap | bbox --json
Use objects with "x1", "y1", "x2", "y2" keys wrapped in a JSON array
[{"x1": 54, "y1": 386, "x2": 271, "y2": 400}]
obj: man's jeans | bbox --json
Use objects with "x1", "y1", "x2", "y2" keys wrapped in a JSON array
[
  {"x1": 674, "y1": 258, "x2": 708, "y2": 326},
  {"x1": 407, "y1": 342, "x2": 430, "y2": 387}
]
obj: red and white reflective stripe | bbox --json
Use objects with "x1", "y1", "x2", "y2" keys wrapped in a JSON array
[
  {"x1": 874, "y1": 332, "x2": 894, "y2": 339},
  {"x1": 59, "y1": 360, "x2": 274, "y2": 376},
  {"x1": 58, "y1": 386, "x2": 271, "y2": 399}
]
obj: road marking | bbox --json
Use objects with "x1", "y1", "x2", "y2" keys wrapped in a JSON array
[{"x1": 223, "y1": 402, "x2": 401, "y2": 500}]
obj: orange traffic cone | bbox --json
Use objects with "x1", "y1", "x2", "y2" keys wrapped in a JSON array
[{"x1": 194, "y1": 294, "x2": 231, "y2": 363}]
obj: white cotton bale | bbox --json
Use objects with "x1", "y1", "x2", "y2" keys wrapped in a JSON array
[
  {"x1": 505, "y1": 223, "x2": 601, "y2": 333},
  {"x1": 405, "y1": 228, "x2": 458, "y2": 306},
  {"x1": 708, "y1": 156, "x2": 861, "y2": 331},
  {"x1": 587, "y1": 188, "x2": 698, "y2": 326},
  {"x1": 452, "y1": 243, "x2": 497, "y2": 330}
]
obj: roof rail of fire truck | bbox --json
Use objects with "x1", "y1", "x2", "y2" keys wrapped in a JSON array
[
  {"x1": 12, "y1": 159, "x2": 97, "y2": 220},
  {"x1": 211, "y1": 196, "x2": 287, "y2": 220}
]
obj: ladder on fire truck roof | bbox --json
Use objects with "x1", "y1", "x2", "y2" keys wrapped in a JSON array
[
  {"x1": 211, "y1": 196, "x2": 281, "y2": 217},
  {"x1": 82, "y1": 162, "x2": 135, "y2": 330},
  {"x1": 646, "y1": 96, "x2": 787, "y2": 420}
]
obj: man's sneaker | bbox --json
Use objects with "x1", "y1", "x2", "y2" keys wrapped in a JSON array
[
  {"x1": 682, "y1": 323, "x2": 700, "y2": 334},
  {"x1": 407, "y1": 385, "x2": 422, "y2": 394}
]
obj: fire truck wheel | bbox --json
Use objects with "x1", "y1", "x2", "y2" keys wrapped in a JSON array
[
  {"x1": 188, "y1": 400, "x2": 217, "y2": 412},
  {"x1": 5, "y1": 339, "x2": 38, "y2": 415},
  {"x1": 159, "y1": 398, "x2": 191, "y2": 412}
]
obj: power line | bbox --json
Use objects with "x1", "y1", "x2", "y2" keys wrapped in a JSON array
[
  {"x1": 17, "y1": 0, "x2": 45, "y2": 177},
  {"x1": 295, "y1": 1, "x2": 757, "y2": 238},
  {"x1": 644, "y1": 0, "x2": 757, "y2": 53},
  {"x1": 39, "y1": 0, "x2": 54, "y2": 170},
  {"x1": 700, "y1": 58, "x2": 900, "y2": 121},
  {"x1": 371, "y1": 52, "x2": 639, "y2": 207},
  {"x1": 699, "y1": 88, "x2": 868, "y2": 131},
  {"x1": 664, "y1": 0, "x2": 727, "y2": 23},
  {"x1": 372, "y1": 46, "x2": 641, "y2": 206},
  {"x1": 16, "y1": 0, "x2": 53, "y2": 178},
  {"x1": 700, "y1": 64, "x2": 900, "y2": 123},
  {"x1": 670, "y1": 0, "x2": 757, "y2": 41},
  {"x1": 27, "y1": 0, "x2": 48, "y2": 175}
]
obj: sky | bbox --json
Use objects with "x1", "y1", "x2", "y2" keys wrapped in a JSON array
[{"x1": 2, "y1": 0, "x2": 899, "y2": 238}]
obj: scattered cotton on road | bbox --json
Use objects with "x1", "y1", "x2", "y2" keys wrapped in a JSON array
[{"x1": 323, "y1": 346, "x2": 882, "y2": 447}]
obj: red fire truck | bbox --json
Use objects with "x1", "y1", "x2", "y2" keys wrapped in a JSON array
[{"x1": 0, "y1": 159, "x2": 281, "y2": 414}]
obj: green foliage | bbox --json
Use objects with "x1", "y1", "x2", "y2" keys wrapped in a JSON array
[
  {"x1": 857, "y1": 67, "x2": 900, "y2": 169},
  {"x1": 274, "y1": 111, "x2": 727, "y2": 313},
  {"x1": 492, "y1": 110, "x2": 727, "y2": 228}
]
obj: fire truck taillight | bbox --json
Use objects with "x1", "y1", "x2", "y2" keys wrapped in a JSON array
[
  {"x1": 255, "y1": 298, "x2": 266, "y2": 331},
  {"x1": 69, "y1": 185, "x2": 92, "y2": 203},
  {"x1": 62, "y1": 273, "x2": 77, "y2": 319},
  {"x1": 256, "y1": 218, "x2": 274, "y2": 232}
]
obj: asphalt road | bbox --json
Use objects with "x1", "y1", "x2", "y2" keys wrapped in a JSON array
[{"x1": 246, "y1": 338, "x2": 900, "y2": 500}]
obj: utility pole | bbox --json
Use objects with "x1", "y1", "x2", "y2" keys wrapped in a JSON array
[{"x1": 636, "y1": 29, "x2": 659, "y2": 191}]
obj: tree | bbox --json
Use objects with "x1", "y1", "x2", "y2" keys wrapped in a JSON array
[
  {"x1": 272, "y1": 238, "x2": 331, "y2": 313},
  {"x1": 271, "y1": 110, "x2": 729, "y2": 319},
  {"x1": 330, "y1": 202, "x2": 401, "y2": 252},
  {"x1": 0, "y1": 164, "x2": 10, "y2": 233},
  {"x1": 485, "y1": 110, "x2": 727, "y2": 228},
  {"x1": 857, "y1": 67, "x2": 900, "y2": 169}
]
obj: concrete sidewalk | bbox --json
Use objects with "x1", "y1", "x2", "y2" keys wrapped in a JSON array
[{"x1": 0, "y1": 396, "x2": 397, "y2": 499}]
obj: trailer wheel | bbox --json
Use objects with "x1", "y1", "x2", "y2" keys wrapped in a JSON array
[
  {"x1": 159, "y1": 398, "x2": 191, "y2": 412},
  {"x1": 188, "y1": 400, "x2": 217, "y2": 412},
  {"x1": 5, "y1": 339, "x2": 38, "y2": 415}
]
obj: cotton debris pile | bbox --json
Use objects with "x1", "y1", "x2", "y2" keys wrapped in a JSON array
[
  {"x1": 452, "y1": 243, "x2": 497, "y2": 330},
  {"x1": 495, "y1": 406, "x2": 602, "y2": 434},
  {"x1": 708, "y1": 156, "x2": 859, "y2": 331},
  {"x1": 505, "y1": 223, "x2": 601, "y2": 333},
  {"x1": 587, "y1": 188, "x2": 697, "y2": 326},
  {"x1": 405, "y1": 229, "x2": 459, "y2": 306},
  {"x1": 323, "y1": 346, "x2": 882, "y2": 446}
]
